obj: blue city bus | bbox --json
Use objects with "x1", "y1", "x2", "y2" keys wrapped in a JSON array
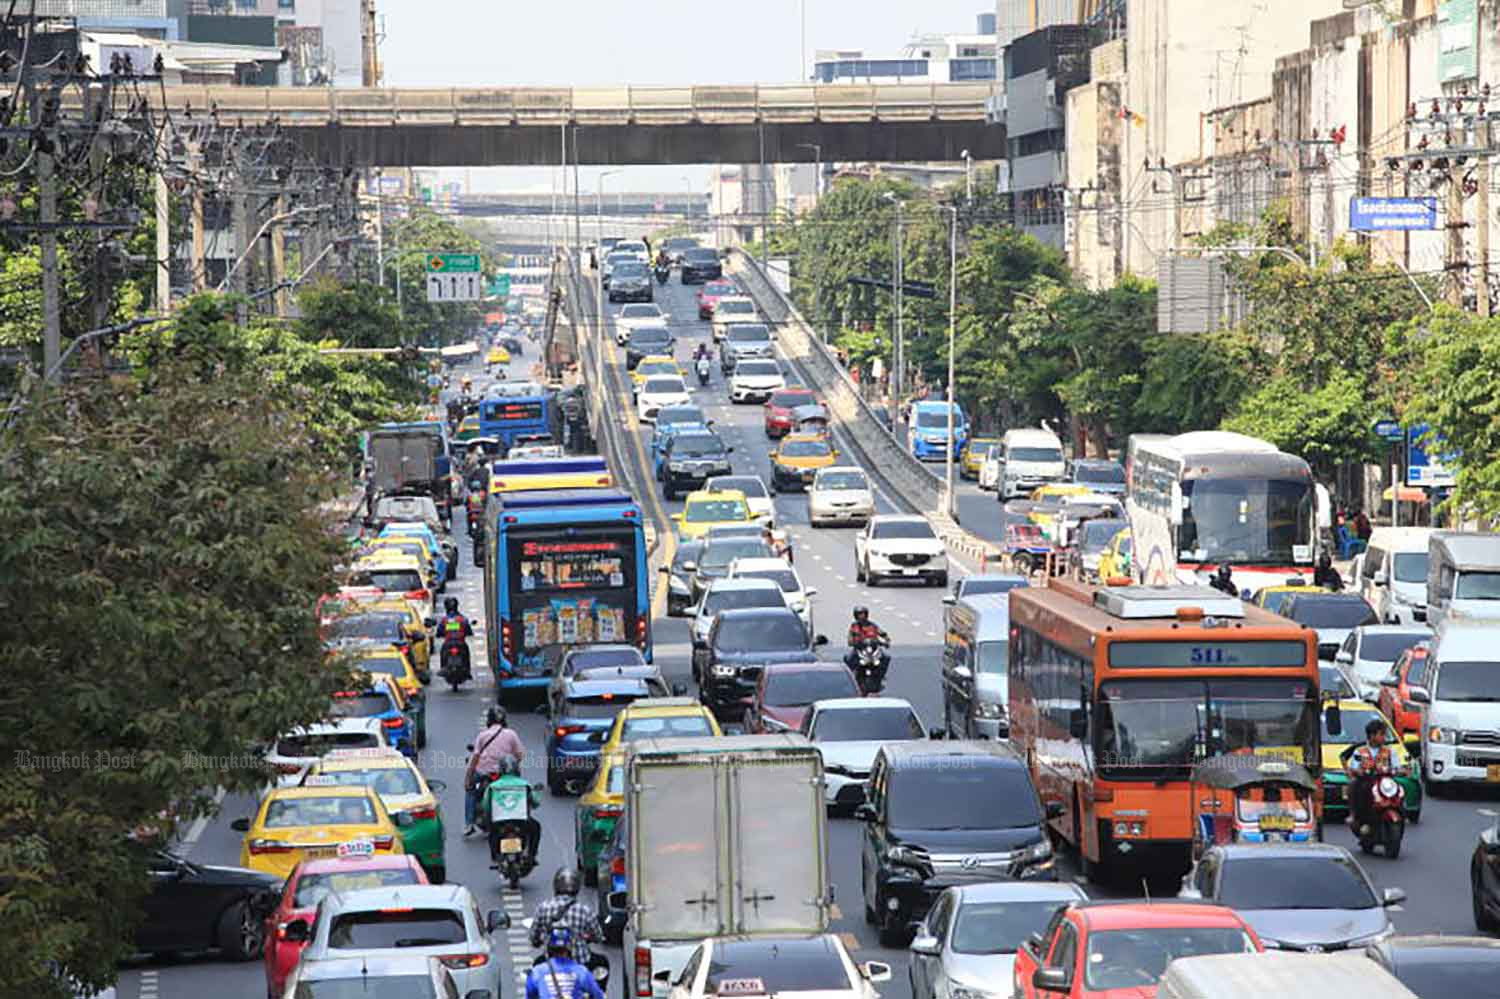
[
  {"x1": 478, "y1": 393, "x2": 562, "y2": 447},
  {"x1": 482, "y1": 488, "x2": 651, "y2": 700}
]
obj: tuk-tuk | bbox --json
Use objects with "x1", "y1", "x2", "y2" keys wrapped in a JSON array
[
  {"x1": 1000, "y1": 520, "x2": 1057, "y2": 576},
  {"x1": 1190, "y1": 756, "x2": 1320, "y2": 858},
  {"x1": 790, "y1": 403, "x2": 831, "y2": 438}
]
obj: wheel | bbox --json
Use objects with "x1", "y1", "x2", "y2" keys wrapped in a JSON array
[
  {"x1": 417, "y1": 719, "x2": 427, "y2": 749},
  {"x1": 1383, "y1": 821, "x2": 1403, "y2": 859},
  {"x1": 877, "y1": 900, "x2": 908, "y2": 948},
  {"x1": 855, "y1": 558, "x2": 865, "y2": 582},
  {"x1": 862, "y1": 860, "x2": 877, "y2": 925},
  {"x1": 427, "y1": 864, "x2": 446, "y2": 885},
  {"x1": 934, "y1": 572, "x2": 949, "y2": 588},
  {"x1": 508, "y1": 872, "x2": 521, "y2": 890},
  {"x1": 216, "y1": 899, "x2": 264, "y2": 961},
  {"x1": 548, "y1": 770, "x2": 565, "y2": 795},
  {"x1": 663, "y1": 483, "x2": 676, "y2": 501},
  {"x1": 448, "y1": 678, "x2": 461, "y2": 692},
  {"x1": 1474, "y1": 861, "x2": 1500, "y2": 932},
  {"x1": 867, "y1": 562, "x2": 880, "y2": 587}
]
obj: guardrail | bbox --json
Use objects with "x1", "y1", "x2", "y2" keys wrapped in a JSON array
[{"x1": 147, "y1": 82, "x2": 1000, "y2": 126}]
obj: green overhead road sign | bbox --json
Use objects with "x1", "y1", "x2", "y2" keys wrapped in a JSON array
[
  {"x1": 488, "y1": 274, "x2": 511, "y2": 296},
  {"x1": 426, "y1": 253, "x2": 481, "y2": 273}
]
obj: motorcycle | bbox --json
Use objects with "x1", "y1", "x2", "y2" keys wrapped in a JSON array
[
  {"x1": 487, "y1": 783, "x2": 541, "y2": 889},
  {"x1": 1341, "y1": 746, "x2": 1406, "y2": 859},
  {"x1": 440, "y1": 637, "x2": 471, "y2": 690},
  {"x1": 655, "y1": 263, "x2": 671, "y2": 284},
  {"x1": 524, "y1": 919, "x2": 612, "y2": 992},
  {"x1": 847, "y1": 637, "x2": 890, "y2": 696},
  {"x1": 696, "y1": 357, "x2": 711, "y2": 386}
]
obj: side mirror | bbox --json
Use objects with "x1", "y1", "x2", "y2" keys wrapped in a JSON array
[
  {"x1": 1025, "y1": 932, "x2": 1044, "y2": 954},
  {"x1": 813, "y1": 635, "x2": 829, "y2": 647},
  {"x1": 1379, "y1": 675, "x2": 1399, "y2": 688},
  {"x1": 487, "y1": 909, "x2": 511, "y2": 932},
  {"x1": 230, "y1": 818, "x2": 251, "y2": 832},
  {"x1": 1404, "y1": 733, "x2": 1421, "y2": 754},
  {"x1": 941, "y1": 594, "x2": 956, "y2": 606},
  {"x1": 726, "y1": 446, "x2": 735, "y2": 453},
  {"x1": 951, "y1": 665, "x2": 972, "y2": 681},
  {"x1": 1326, "y1": 703, "x2": 1343, "y2": 737},
  {"x1": 927, "y1": 727, "x2": 945, "y2": 740},
  {"x1": 587, "y1": 731, "x2": 607, "y2": 744},
  {"x1": 682, "y1": 562, "x2": 698, "y2": 573},
  {"x1": 282, "y1": 919, "x2": 311, "y2": 943},
  {"x1": 862, "y1": 962, "x2": 892, "y2": 983},
  {"x1": 1383, "y1": 887, "x2": 1407, "y2": 906},
  {"x1": 671, "y1": 513, "x2": 684, "y2": 522},
  {"x1": 1408, "y1": 687, "x2": 1431, "y2": 704},
  {"x1": 659, "y1": 566, "x2": 670, "y2": 574},
  {"x1": 608, "y1": 891, "x2": 628, "y2": 911},
  {"x1": 1374, "y1": 570, "x2": 1389, "y2": 586},
  {"x1": 1068, "y1": 708, "x2": 1088, "y2": 740},
  {"x1": 1032, "y1": 968, "x2": 1071, "y2": 994},
  {"x1": 1046, "y1": 800, "x2": 1064, "y2": 819},
  {"x1": 852, "y1": 802, "x2": 876, "y2": 822},
  {"x1": 1335, "y1": 650, "x2": 1354, "y2": 665},
  {"x1": 466, "y1": 991, "x2": 495, "y2": 999},
  {"x1": 427, "y1": 778, "x2": 447, "y2": 792},
  {"x1": 804, "y1": 587, "x2": 818, "y2": 597},
  {"x1": 672, "y1": 682, "x2": 688, "y2": 696}
]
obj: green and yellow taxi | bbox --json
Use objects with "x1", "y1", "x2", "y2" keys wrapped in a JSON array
[
  {"x1": 672, "y1": 489, "x2": 755, "y2": 541},
  {"x1": 350, "y1": 645, "x2": 426, "y2": 746},
  {"x1": 234, "y1": 785, "x2": 404, "y2": 880},
  {"x1": 574, "y1": 751, "x2": 625, "y2": 880},
  {"x1": 960, "y1": 437, "x2": 999, "y2": 479},
  {"x1": 300, "y1": 747, "x2": 448, "y2": 884},
  {"x1": 597, "y1": 696, "x2": 722, "y2": 758},
  {"x1": 1321, "y1": 698, "x2": 1421, "y2": 821},
  {"x1": 1252, "y1": 581, "x2": 1316, "y2": 616},
  {"x1": 1095, "y1": 527, "x2": 1133, "y2": 581}
]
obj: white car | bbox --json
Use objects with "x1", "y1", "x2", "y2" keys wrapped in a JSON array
[
  {"x1": 855, "y1": 515, "x2": 949, "y2": 587},
  {"x1": 728, "y1": 358, "x2": 786, "y2": 403},
  {"x1": 288, "y1": 884, "x2": 508, "y2": 998},
  {"x1": 637, "y1": 375, "x2": 693, "y2": 423},
  {"x1": 668, "y1": 933, "x2": 890, "y2": 999},
  {"x1": 1333, "y1": 625, "x2": 1430, "y2": 702},
  {"x1": 729, "y1": 556, "x2": 817, "y2": 631},
  {"x1": 264, "y1": 717, "x2": 390, "y2": 786},
  {"x1": 711, "y1": 296, "x2": 759, "y2": 341},
  {"x1": 615, "y1": 302, "x2": 667, "y2": 344},
  {"x1": 808, "y1": 466, "x2": 875, "y2": 527},
  {"x1": 282, "y1": 954, "x2": 465, "y2": 999},
  {"x1": 801, "y1": 696, "x2": 928, "y2": 809},
  {"x1": 705, "y1": 474, "x2": 775, "y2": 525},
  {"x1": 978, "y1": 448, "x2": 1003, "y2": 491}
]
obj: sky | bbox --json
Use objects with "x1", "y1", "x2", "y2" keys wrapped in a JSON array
[{"x1": 376, "y1": 0, "x2": 992, "y2": 192}]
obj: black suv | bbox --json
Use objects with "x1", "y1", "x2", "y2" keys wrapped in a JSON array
[
  {"x1": 858, "y1": 741, "x2": 1059, "y2": 946},
  {"x1": 680, "y1": 247, "x2": 723, "y2": 284},
  {"x1": 625, "y1": 326, "x2": 675, "y2": 370},
  {"x1": 658, "y1": 430, "x2": 733, "y2": 500},
  {"x1": 700, "y1": 606, "x2": 828, "y2": 718}
]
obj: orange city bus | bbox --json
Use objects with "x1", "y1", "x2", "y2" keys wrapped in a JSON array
[{"x1": 1008, "y1": 577, "x2": 1320, "y2": 876}]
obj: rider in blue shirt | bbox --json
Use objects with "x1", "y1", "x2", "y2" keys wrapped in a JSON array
[{"x1": 526, "y1": 927, "x2": 605, "y2": 999}]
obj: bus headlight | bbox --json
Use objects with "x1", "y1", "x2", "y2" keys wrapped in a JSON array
[{"x1": 976, "y1": 701, "x2": 1005, "y2": 720}]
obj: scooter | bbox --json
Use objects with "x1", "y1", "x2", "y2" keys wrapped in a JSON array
[
  {"x1": 439, "y1": 637, "x2": 471, "y2": 691},
  {"x1": 655, "y1": 263, "x2": 671, "y2": 285},
  {"x1": 847, "y1": 638, "x2": 891, "y2": 696},
  {"x1": 1341, "y1": 746, "x2": 1406, "y2": 859},
  {"x1": 696, "y1": 357, "x2": 711, "y2": 386},
  {"x1": 524, "y1": 919, "x2": 612, "y2": 992}
]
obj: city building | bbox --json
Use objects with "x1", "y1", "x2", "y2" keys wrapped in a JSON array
[
  {"x1": 1004, "y1": 24, "x2": 1092, "y2": 248},
  {"x1": 813, "y1": 14, "x2": 998, "y2": 83}
]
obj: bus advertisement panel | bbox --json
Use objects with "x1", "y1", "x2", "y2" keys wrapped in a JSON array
[
  {"x1": 1008, "y1": 578, "x2": 1320, "y2": 875},
  {"x1": 482, "y1": 489, "x2": 650, "y2": 698}
]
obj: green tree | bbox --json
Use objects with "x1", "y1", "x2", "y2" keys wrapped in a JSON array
[
  {"x1": 1135, "y1": 330, "x2": 1267, "y2": 434},
  {"x1": 1222, "y1": 369, "x2": 1385, "y2": 481},
  {"x1": 296, "y1": 278, "x2": 405, "y2": 348},
  {"x1": 383, "y1": 210, "x2": 499, "y2": 345}
]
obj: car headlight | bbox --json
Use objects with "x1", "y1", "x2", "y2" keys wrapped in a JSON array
[
  {"x1": 711, "y1": 664, "x2": 735, "y2": 677},
  {"x1": 950, "y1": 986, "x2": 1002, "y2": 999},
  {"x1": 1347, "y1": 926, "x2": 1395, "y2": 947},
  {"x1": 1430, "y1": 726, "x2": 1459, "y2": 744},
  {"x1": 1021, "y1": 838, "x2": 1052, "y2": 862},
  {"x1": 668, "y1": 576, "x2": 689, "y2": 595},
  {"x1": 975, "y1": 701, "x2": 1004, "y2": 720},
  {"x1": 887, "y1": 845, "x2": 928, "y2": 870}
]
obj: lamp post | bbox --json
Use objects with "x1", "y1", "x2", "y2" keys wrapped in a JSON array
[
  {"x1": 797, "y1": 142, "x2": 822, "y2": 205},
  {"x1": 598, "y1": 170, "x2": 623, "y2": 336},
  {"x1": 883, "y1": 193, "x2": 904, "y2": 425},
  {"x1": 960, "y1": 149, "x2": 973, "y2": 203},
  {"x1": 941, "y1": 205, "x2": 959, "y2": 518}
]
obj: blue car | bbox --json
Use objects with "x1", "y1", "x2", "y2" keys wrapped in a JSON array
[
  {"x1": 651, "y1": 420, "x2": 713, "y2": 478},
  {"x1": 378, "y1": 523, "x2": 454, "y2": 583},
  {"x1": 328, "y1": 681, "x2": 415, "y2": 758},
  {"x1": 545, "y1": 676, "x2": 655, "y2": 794},
  {"x1": 908, "y1": 400, "x2": 968, "y2": 460}
]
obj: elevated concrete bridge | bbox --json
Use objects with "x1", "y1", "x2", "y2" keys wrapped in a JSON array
[{"x1": 157, "y1": 82, "x2": 1005, "y2": 166}]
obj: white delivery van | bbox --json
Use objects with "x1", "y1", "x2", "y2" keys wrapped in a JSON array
[
  {"x1": 1358, "y1": 527, "x2": 1432, "y2": 625},
  {"x1": 1413, "y1": 619, "x2": 1500, "y2": 790},
  {"x1": 1427, "y1": 532, "x2": 1500, "y2": 628},
  {"x1": 994, "y1": 427, "x2": 1066, "y2": 500}
]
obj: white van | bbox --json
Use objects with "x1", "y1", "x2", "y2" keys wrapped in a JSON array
[
  {"x1": 1358, "y1": 527, "x2": 1432, "y2": 624},
  {"x1": 994, "y1": 427, "x2": 1066, "y2": 499},
  {"x1": 1156, "y1": 951, "x2": 1415, "y2": 999},
  {"x1": 1426, "y1": 532, "x2": 1500, "y2": 628},
  {"x1": 1413, "y1": 619, "x2": 1500, "y2": 790}
]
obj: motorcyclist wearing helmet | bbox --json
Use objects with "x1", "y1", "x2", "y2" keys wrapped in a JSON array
[
  {"x1": 479, "y1": 754, "x2": 542, "y2": 863},
  {"x1": 526, "y1": 927, "x2": 605, "y2": 999},
  {"x1": 1345, "y1": 717, "x2": 1399, "y2": 834},
  {"x1": 846, "y1": 606, "x2": 887, "y2": 648},
  {"x1": 1313, "y1": 551, "x2": 1344, "y2": 591},
  {"x1": 465, "y1": 705, "x2": 526, "y2": 835},
  {"x1": 1208, "y1": 563, "x2": 1238, "y2": 597},
  {"x1": 530, "y1": 868, "x2": 606, "y2": 967},
  {"x1": 438, "y1": 596, "x2": 475, "y2": 672}
]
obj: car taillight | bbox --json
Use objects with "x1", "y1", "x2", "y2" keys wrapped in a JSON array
[
  {"x1": 439, "y1": 954, "x2": 489, "y2": 969},
  {"x1": 611, "y1": 855, "x2": 626, "y2": 876},
  {"x1": 557, "y1": 724, "x2": 586, "y2": 738},
  {"x1": 405, "y1": 589, "x2": 429, "y2": 603},
  {"x1": 372, "y1": 835, "x2": 395, "y2": 849},
  {"x1": 249, "y1": 840, "x2": 294, "y2": 854},
  {"x1": 595, "y1": 804, "x2": 622, "y2": 819},
  {"x1": 635, "y1": 947, "x2": 652, "y2": 997},
  {"x1": 275, "y1": 762, "x2": 302, "y2": 774},
  {"x1": 408, "y1": 806, "x2": 437, "y2": 820},
  {"x1": 381, "y1": 717, "x2": 405, "y2": 729}
]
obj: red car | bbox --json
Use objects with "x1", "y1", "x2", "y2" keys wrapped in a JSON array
[
  {"x1": 262, "y1": 854, "x2": 428, "y2": 997},
  {"x1": 763, "y1": 388, "x2": 819, "y2": 439},
  {"x1": 1379, "y1": 642, "x2": 1430, "y2": 743},
  {"x1": 1013, "y1": 900, "x2": 1262, "y2": 999},
  {"x1": 696, "y1": 279, "x2": 739, "y2": 320},
  {"x1": 744, "y1": 663, "x2": 861, "y2": 734}
]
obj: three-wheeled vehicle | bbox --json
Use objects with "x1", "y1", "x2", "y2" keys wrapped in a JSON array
[
  {"x1": 1190, "y1": 755, "x2": 1320, "y2": 859},
  {"x1": 790, "y1": 403, "x2": 831, "y2": 439},
  {"x1": 999, "y1": 520, "x2": 1059, "y2": 576}
]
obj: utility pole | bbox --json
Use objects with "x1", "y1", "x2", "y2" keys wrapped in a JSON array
[
  {"x1": 189, "y1": 142, "x2": 206, "y2": 292},
  {"x1": 271, "y1": 193, "x2": 289, "y2": 317},
  {"x1": 572, "y1": 126, "x2": 582, "y2": 257},
  {"x1": 360, "y1": 0, "x2": 380, "y2": 86},
  {"x1": 232, "y1": 160, "x2": 251, "y2": 324},
  {"x1": 1480, "y1": 118, "x2": 1493, "y2": 317},
  {"x1": 155, "y1": 122, "x2": 171, "y2": 312},
  {"x1": 1447, "y1": 162, "x2": 1466, "y2": 308},
  {"x1": 38, "y1": 130, "x2": 60, "y2": 378}
]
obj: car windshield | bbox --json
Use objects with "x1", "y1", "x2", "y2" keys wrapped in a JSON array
[
  {"x1": 353, "y1": 570, "x2": 424, "y2": 593},
  {"x1": 565, "y1": 694, "x2": 645, "y2": 720},
  {"x1": 741, "y1": 569, "x2": 799, "y2": 593},
  {"x1": 872, "y1": 520, "x2": 936, "y2": 541},
  {"x1": 888, "y1": 763, "x2": 1042, "y2": 828},
  {"x1": 295, "y1": 977, "x2": 436, "y2": 999},
  {"x1": 614, "y1": 262, "x2": 648, "y2": 277},
  {"x1": 1076, "y1": 463, "x2": 1125, "y2": 484},
  {"x1": 686, "y1": 250, "x2": 719, "y2": 263},
  {"x1": 328, "y1": 693, "x2": 393, "y2": 719},
  {"x1": 915, "y1": 409, "x2": 959, "y2": 428},
  {"x1": 1436, "y1": 661, "x2": 1500, "y2": 702},
  {"x1": 764, "y1": 669, "x2": 858, "y2": 705},
  {"x1": 718, "y1": 300, "x2": 755, "y2": 315},
  {"x1": 1358, "y1": 632, "x2": 1428, "y2": 663},
  {"x1": 709, "y1": 477, "x2": 767, "y2": 499},
  {"x1": 657, "y1": 407, "x2": 704, "y2": 427},
  {"x1": 1010, "y1": 447, "x2": 1063, "y2": 463},
  {"x1": 639, "y1": 362, "x2": 677, "y2": 377},
  {"x1": 702, "y1": 588, "x2": 785, "y2": 615},
  {"x1": 1320, "y1": 665, "x2": 1357, "y2": 699},
  {"x1": 672, "y1": 436, "x2": 725, "y2": 458},
  {"x1": 356, "y1": 657, "x2": 409, "y2": 683},
  {"x1": 817, "y1": 471, "x2": 868, "y2": 491},
  {"x1": 811, "y1": 706, "x2": 922, "y2": 742},
  {"x1": 736, "y1": 360, "x2": 779, "y2": 377},
  {"x1": 1457, "y1": 572, "x2": 1500, "y2": 599},
  {"x1": 951, "y1": 900, "x2": 1073, "y2": 955},
  {"x1": 276, "y1": 733, "x2": 381, "y2": 757},
  {"x1": 1083, "y1": 927, "x2": 1258, "y2": 991},
  {"x1": 960, "y1": 577, "x2": 1025, "y2": 597},
  {"x1": 702, "y1": 540, "x2": 772, "y2": 570},
  {"x1": 1323, "y1": 705, "x2": 1384, "y2": 742},
  {"x1": 704, "y1": 937, "x2": 853, "y2": 993},
  {"x1": 781, "y1": 440, "x2": 830, "y2": 458},
  {"x1": 292, "y1": 867, "x2": 422, "y2": 907},
  {"x1": 1217, "y1": 854, "x2": 1377, "y2": 909},
  {"x1": 704, "y1": 281, "x2": 735, "y2": 294},
  {"x1": 1391, "y1": 552, "x2": 1429, "y2": 583},
  {"x1": 621, "y1": 305, "x2": 661, "y2": 318},
  {"x1": 263, "y1": 795, "x2": 376, "y2": 828},
  {"x1": 644, "y1": 378, "x2": 685, "y2": 393},
  {"x1": 714, "y1": 613, "x2": 807, "y2": 652},
  {"x1": 1079, "y1": 520, "x2": 1128, "y2": 550},
  {"x1": 630, "y1": 332, "x2": 671, "y2": 347},
  {"x1": 672, "y1": 543, "x2": 704, "y2": 571},
  {"x1": 1385, "y1": 957, "x2": 1500, "y2": 998},
  {"x1": 312, "y1": 767, "x2": 423, "y2": 797},
  {"x1": 1289, "y1": 597, "x2": 1377, "y2": 629},
  {"x1": 686, "y1": 499, "x2": 748, "y2": 522},
  {"x1": 621, "y1": 715, "x2": 714, "y2": 740},
  {"x1": 329, "y1": 614, "x2": 405, "y2": 642},
  {"x1": 770, "y1": 391, "x2": 815, "y2": 407},
  {"x1": 326, "y1": 909, "x2": 467, "y2": 949},
  {"x1": 727, "y1": 326, "x2": 770, "y2": 342}
]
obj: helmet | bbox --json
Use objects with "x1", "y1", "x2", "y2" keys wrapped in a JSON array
[
  {"x1": 486, "y1": 706, "x2": 508, "y2": 729},
  {"x1": 852, "y1": 606, "x2": 869, "y2": 621},
  {"x1": 1366, "y1": 718, "x2": 1387, "y2": 739},
  {"x1": 1319, "y1": 551, "x2": 1333, "y2": 567},
  {"x1": 1215, "y1": 564, "x2": 1232, "y2": 579},
  {"x1": 552, "y1": 866, "x2": 581, "y2": 896},
  {"x1": 546, "y1": 926, "x2": 575, "y2": 955},
  {"x1": 444, "y1": 597, "x2": 459, "y2": 614}
]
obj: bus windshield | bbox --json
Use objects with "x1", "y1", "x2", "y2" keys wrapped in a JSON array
[
  {"x1": 1094, "y1": 678, "x2": 1318, "y2": 778},
  {"x1": 1178, "y1": 477, "x2": 1313, "y2": 565}
]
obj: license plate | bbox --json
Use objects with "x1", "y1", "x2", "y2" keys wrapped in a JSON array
[
  {"x1": 1259, "y1": 814, "x2": 1295, "y2": 832},
  {"x1": 500, "y1": 837, "x2": 524, "y2": 854},
  {"x1": 304, "y1": 847, "x2": 337, "y2": 858},
  {"x1": 1487, "y1": 765, "x2": 1500, "y2": 783}
]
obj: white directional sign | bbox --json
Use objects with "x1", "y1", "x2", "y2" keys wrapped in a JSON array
[{"x1": 426, "y1": 271, "x2": 483, "y2": 302}]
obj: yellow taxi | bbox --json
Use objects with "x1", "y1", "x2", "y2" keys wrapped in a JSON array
[
  {"x1": 769, "y1": 433, "x2": 839, "y2": 492},
  {"x1": 631, "y1": 355, "x2": 684, "y2": 394},
  {"x1": 1023, "y1": 483, "x2": 1098, "y2": 535},
  {"x1": 1252, "y1": 581, "x2": 1317, "y2": 616},
  {"x1": 1320, "y1": 698, "x2": 1422, "y2": 822},
  {"x1": 233, "y1": 785, "x2": 404, "y2": 880},
  {"x1": 365, "y1": 597, "x2": 434, "y2": 680},
  {"x1": 1095, "y1": 527, "x2": 1133, "y2": 581},
  {"x1": 351, "y1": 645, "x2": 426, "y2": 745},
  {"x1": 671, "y1": 489, "x2": 754, "y2": 541},
  {"x1": 301, "y1": 748, "x2": 448, "y2": 883},
  {"x1": 487, "y1": 345, "x2": 511, "y2": 366},
  {"x1": 960, "y1": 437, "x2": 999, "y2": 479},
  {"x1": 348, "y1": 550, "x2": 432, "y2": 607},
  {"x1": 596, "y1": 696, "x2": 722, "y2": 758},
  {"x1": 454, "y1": 415, "x2": 482, "y2": 442},
  {"x1": 362, "y1": 536, "x2": 440, "y2": 590},
  {"x1": 574, "y1": 751, "x2": 625, "y2": 876}
]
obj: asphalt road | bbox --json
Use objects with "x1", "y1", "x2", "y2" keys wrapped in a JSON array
[{"x1": 117, "y1": 273, "x2": 1497, "y2": 999}]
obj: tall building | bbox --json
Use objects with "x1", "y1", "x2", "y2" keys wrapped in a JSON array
[
  {"x1": 812, "y1": 13, "x2": 998, "y2": 84},
  {"x1": 995, "y1": 0, "x2": 1075, "y2": 47}
]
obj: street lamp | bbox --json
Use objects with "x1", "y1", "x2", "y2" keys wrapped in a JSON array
[
  {"x1": 882, "y1": 192, "x2": 905, "y2": 425},
  {"x1": 597, "y1": 169, "x2": 623, "y2": 331},
  {"x1": 797, "y1": 142, "x2": 822, "y2": 205},
  {"x1": 960, "y1": 150, "x2": 973, "y2": 203},
  {"x1": 940, "y1": 204, "x2": 959, "y2": 518}
]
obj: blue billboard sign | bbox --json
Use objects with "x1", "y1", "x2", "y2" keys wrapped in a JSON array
[
  {"x1": 1349, "y1": 197, "x2": 1439, "y2": 232},
  {"x1": 1407, "y1": 423, "x2": 1456, "y2": 488}
]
